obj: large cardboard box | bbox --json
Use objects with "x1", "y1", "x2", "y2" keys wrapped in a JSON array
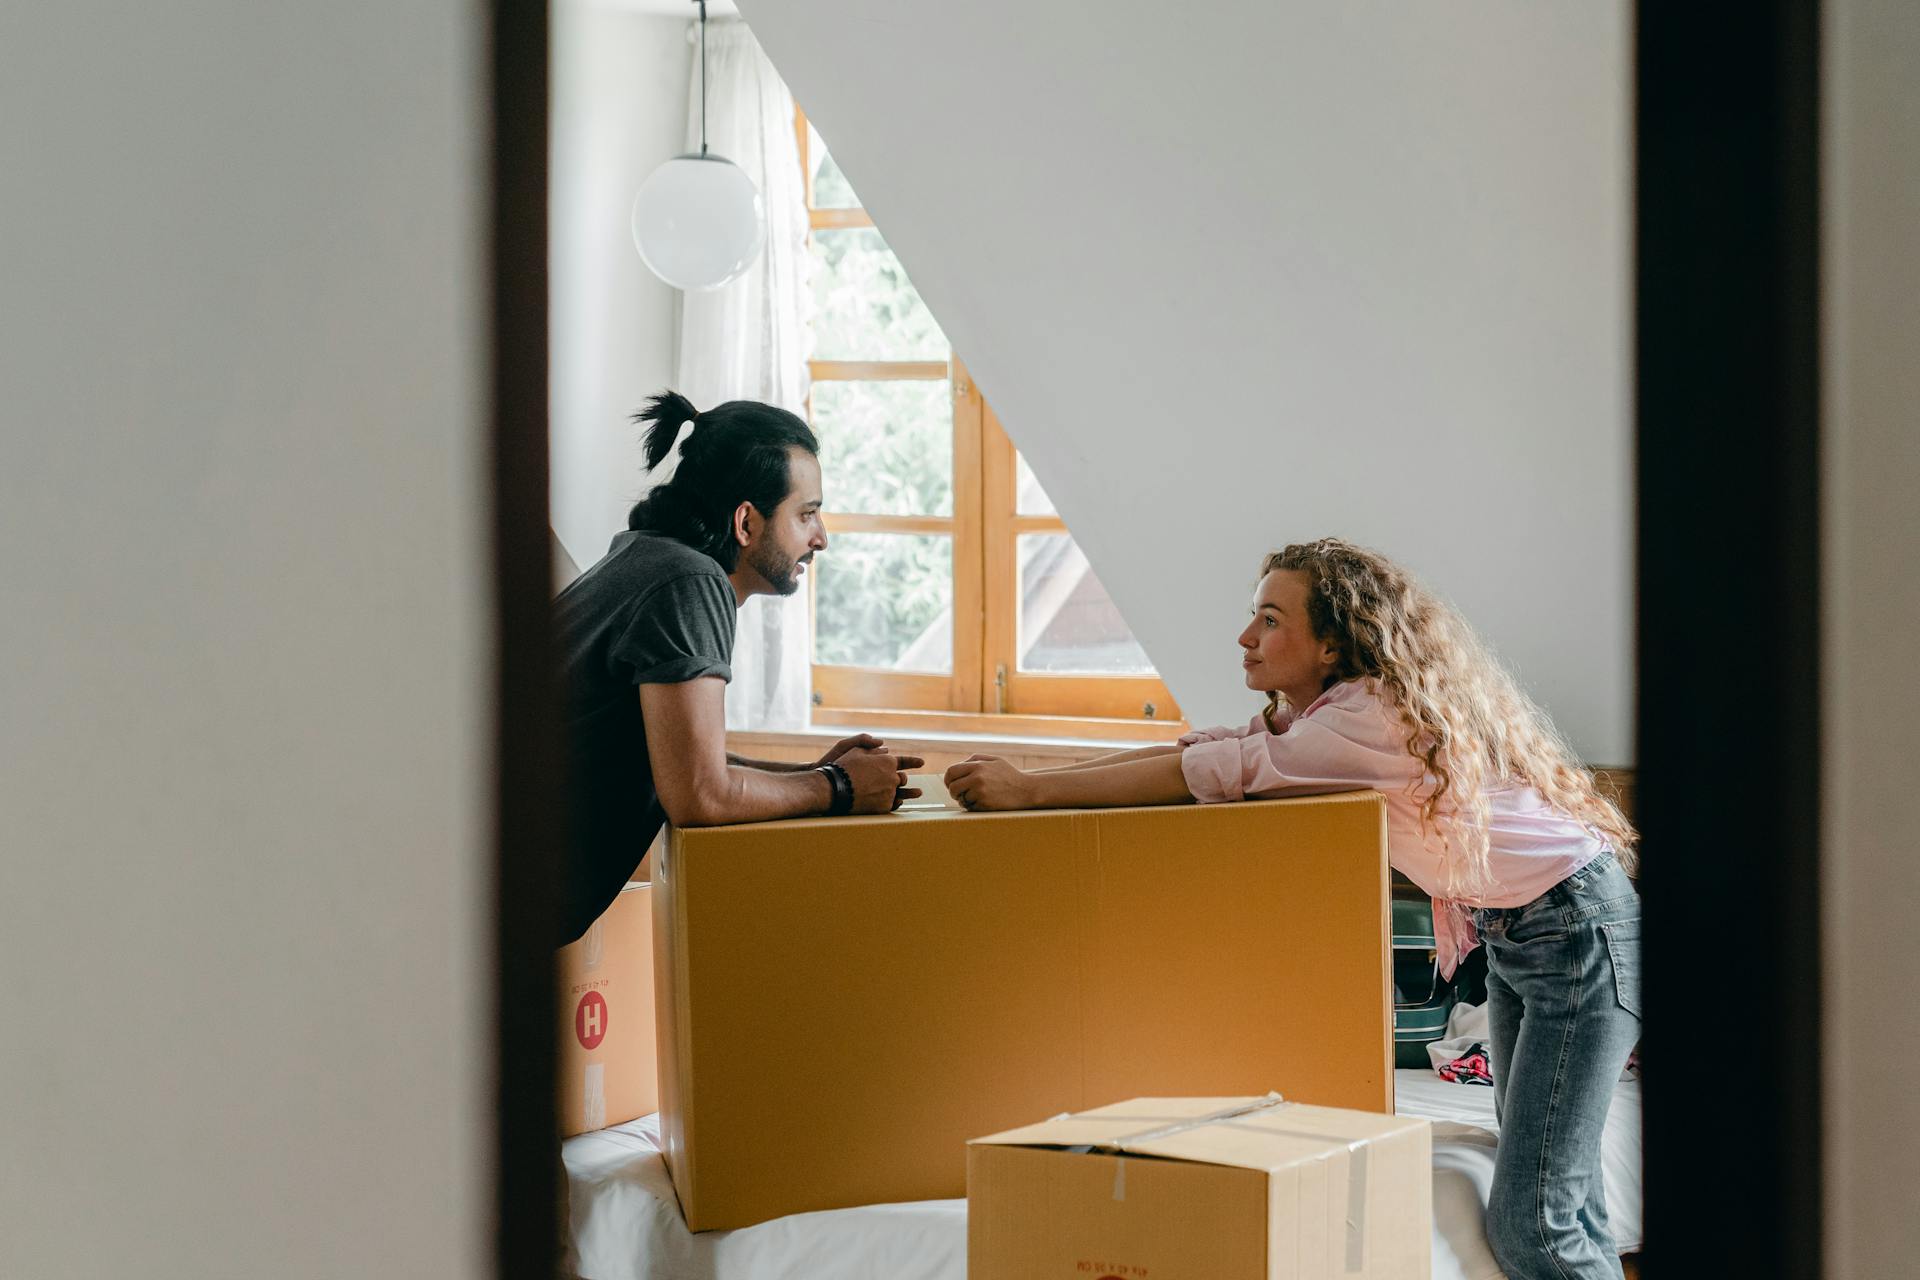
[
  {"x1": 654, "y1": 793, "x2": 1391, "y2": 1231},
  {"x1": 967, "y1": 1095, "x2": 1432, "y2": 1279},
  {"x1": 558, "y1": 881, "x2": 656, "y2": 1137}
]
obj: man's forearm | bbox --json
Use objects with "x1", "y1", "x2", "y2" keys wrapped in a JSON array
[
  {"x1": 725, "y1": 752, "x2": 814, "y2": 773},
  {"x1": 643, "y1": 678, "x2": 858, "y2": 825},
  {"x1": 677, "y1": 763, "x2": 835, "y2": 825},
  {"x1": 1032, "y1": 752, "x2": 1195, "y2": 808}
]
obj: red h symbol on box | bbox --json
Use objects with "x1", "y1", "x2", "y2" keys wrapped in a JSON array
[{"x1": 575, "y1": 991, "x2": 607, "y2": 1050}]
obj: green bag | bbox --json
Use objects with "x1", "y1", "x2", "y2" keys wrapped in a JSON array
[{"x1": 1392, "y1": 892, "x2": 1455, "y2": 1068}]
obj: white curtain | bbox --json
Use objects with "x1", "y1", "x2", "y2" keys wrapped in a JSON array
[{"x1": 674, "y1": 19, "x2": 813, "y2": 732}]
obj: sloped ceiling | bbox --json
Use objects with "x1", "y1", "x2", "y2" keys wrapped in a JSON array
[{"x1": 743, "y1": 1, "x2": 1631, "y2": 760}]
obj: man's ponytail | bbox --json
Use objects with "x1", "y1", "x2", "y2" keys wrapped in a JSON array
[{"x1": 635, "y1": 391, "x2": 701, "y2": 472}]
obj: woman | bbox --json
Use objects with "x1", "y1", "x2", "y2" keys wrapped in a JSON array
[{"x1": 946, "y1": 538, "x2": 1640, "y2": 1280}]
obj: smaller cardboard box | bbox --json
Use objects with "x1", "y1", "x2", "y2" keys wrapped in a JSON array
[
  {"x1": 968, "y1": 1095, "x2": 1431, "y2": 1280},
  {"x1": 557, "y1": 881, "x2": 656, "y2": 1137}
]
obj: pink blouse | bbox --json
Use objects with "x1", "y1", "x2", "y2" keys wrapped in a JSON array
[{"x1": 1178, "y1": 677, "x2": 1606, "y2": 977}]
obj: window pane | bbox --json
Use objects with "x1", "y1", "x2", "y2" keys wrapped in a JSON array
[
  {"x1": 807, "y1": 121, "x2": 859, "y2": 209},
  {"x1": 813, "y1": 380, "x2": 953, "y2": 517},
  {"x1": 810, "y1": 229, "x2": 949, "y2": 361},
  {"x1": 1017, "y1": 534, "x2": 1156, "y2": 674},
  {"x1": 1015, "y1": 453, "x2": 1058, "y2": 516},
  {"x1": 813, "y1": 533, "x2": 952, "y2": 672}
]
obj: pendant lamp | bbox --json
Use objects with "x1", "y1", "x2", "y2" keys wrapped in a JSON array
[{"x1": 631, "y1": 0, "x2": 765, "y2": 291}]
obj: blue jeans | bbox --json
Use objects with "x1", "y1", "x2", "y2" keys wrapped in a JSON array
[{"x1": 1472, "y1": 851, "x2": 1641, "y2": 1280}]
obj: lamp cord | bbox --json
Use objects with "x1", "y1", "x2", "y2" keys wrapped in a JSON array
[{"x1": 697, "y1": 0, "x2": 708, "y2": 157}]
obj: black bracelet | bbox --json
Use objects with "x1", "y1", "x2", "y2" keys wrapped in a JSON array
[{"x1": 816, "y1": 762, "x2": 854, "y2": 817}]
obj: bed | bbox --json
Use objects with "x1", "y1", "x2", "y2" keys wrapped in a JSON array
[{"x1": 563, "y1": 1069, "x2": 1642, "y2": 1280}]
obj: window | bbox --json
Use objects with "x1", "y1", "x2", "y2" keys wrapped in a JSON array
[{"x1": 798, "y1": 111, "x2": 1182, "y2": 737}]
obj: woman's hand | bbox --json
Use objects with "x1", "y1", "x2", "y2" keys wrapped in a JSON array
[{"x1": 943, "y1": 755, "x2": 1043, "y2": 811}]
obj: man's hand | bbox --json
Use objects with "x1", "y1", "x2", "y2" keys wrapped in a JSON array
[
  {"x1": 815, "y1": 733, "x2": 883, "y2": 767},
  {"x1": 817, "y1": 736, "x2": 921, "y2": 817},
  {"x1": 836, "y1": 745, "x2": 920, "y2": 813},
  {"x1": 943, "y1": 755, "x2": 1041, "y2": 812}
]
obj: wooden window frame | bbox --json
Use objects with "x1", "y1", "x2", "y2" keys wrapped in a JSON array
[{"x1": 797, "y1": 108, "x2": 1183, "y2": 738}]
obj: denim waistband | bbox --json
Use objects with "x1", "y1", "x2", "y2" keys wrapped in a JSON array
[
  {"x1": 1473, "y1": 848, "x2": 1633, "y2": 928},
  {"x1": 1544, "y1": 847, "x2": 1638, "y2": 919},
  {"x1": 1573, "y1": 849, "x2": 1618, "y2": 880}
]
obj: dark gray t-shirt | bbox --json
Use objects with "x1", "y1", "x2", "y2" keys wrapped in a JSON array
[{"x1": 555, "y1": 530, "x2": 734, "y2": 944}]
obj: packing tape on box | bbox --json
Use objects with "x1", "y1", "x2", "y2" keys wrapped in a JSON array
[
  {"x1": 1105, "y1": 1093, "x2": 1290, "y2": 1147},
  {"x1": 1345, "y1": 1144, "x2": 1368, "y2": 1272},
  {"x1": 1211, "y1": 1119, "x2": 1370, "y2": 1274},
  {"x1": 1061, "y1": 1096, "x2": 1369, "y2": 1274},
  {"x1": 584, "y1": 1063, "x2": 606, "y2": 1133},
  {"x1": 1053, "y1": 1097, "x2": 1290, "y2": 1207}
]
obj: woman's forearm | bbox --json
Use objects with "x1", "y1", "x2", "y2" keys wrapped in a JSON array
[
  {"x1": 1032, "y1": 743, "x2": 1183, "y2": 774},
  {"x1": 1032, "y1": 752, "x2": 1195, "y2": 808}
]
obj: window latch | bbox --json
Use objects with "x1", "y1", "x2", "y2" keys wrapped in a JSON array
[{"x1": 994, "y1": 664, "x2": 1007, "y2": 715}]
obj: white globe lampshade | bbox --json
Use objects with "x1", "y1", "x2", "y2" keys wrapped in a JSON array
[{"x1": 630, "y1": 154, "x2": 765, "y2": 291}]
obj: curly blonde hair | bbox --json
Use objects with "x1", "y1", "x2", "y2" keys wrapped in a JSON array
[{"x1": 1263, "y1": 539, "x2": 1636, "y2": 897}]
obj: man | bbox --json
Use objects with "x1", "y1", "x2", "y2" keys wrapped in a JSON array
[{"x1": 554, "y1": 391, "x2": 920, "y2": 945}]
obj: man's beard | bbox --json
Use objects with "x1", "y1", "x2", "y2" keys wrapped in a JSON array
[{"x1": 747, "y1": 542, "x2": 808, "y2": 596}]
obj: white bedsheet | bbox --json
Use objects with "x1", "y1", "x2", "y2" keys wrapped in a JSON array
[{"x1": 564, "y1": 1070, "x2": 1642, "y2": 1280}]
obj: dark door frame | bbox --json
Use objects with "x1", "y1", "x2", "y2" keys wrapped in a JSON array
[
  {"x1": 490, "y1": 1, "x2": 560, "y2": 1276},
  {"x1": 493, "y1": 0, "x2": 1829, "y2": 1272},
  {"x1": 1637, "y1": 2, "x2": 1822, "y2": 1275}
]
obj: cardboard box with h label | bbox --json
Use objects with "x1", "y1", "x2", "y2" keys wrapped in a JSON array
[
  {"x1": 968, "y1": 1094, "x2": 1432, "y2": 1279},
  {"x1": 557, "y1": 880, "x2": 656, "y2": 1137},
  {"x1": 653, "y1": 792, "x2": 1393, "y2": 1231}
]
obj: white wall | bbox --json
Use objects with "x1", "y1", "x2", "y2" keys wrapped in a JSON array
[
  {"x1": 552, "y1": 0, "x2": 689, "y2": 573},
  {"x1": 0, "y1": 6, "x2": 491, "y2": 1278},
  {"x1": 1822, "y1": 0, "x2": 1920, "y2": 1272},
  {"x1": 738, "y1": 1, "x2": 1631, "y2": 760}
]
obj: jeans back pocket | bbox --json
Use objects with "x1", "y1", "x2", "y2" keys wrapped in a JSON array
[{"x1": 1600, "y1": 918, "x2": 1643, "y2": 1018}]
